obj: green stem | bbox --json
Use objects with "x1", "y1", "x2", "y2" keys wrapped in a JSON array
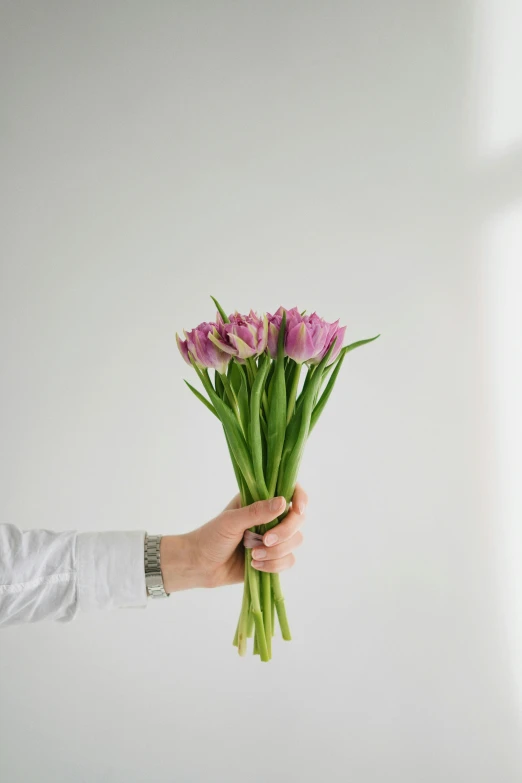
[
  {"x1": 271, "y1": 573, "x2": 291, "y2": 641},
  {"x1": 262, "y1": 571, "x2": 272, "y2": 658},
  {"x1": 271, "y1": 581, "x2": 275, "y2": 636},
  {"x1": 286, "y1": 363, "x2": 302, "y2": 425},
  {"x1": 247, "y1": 609, "x2": 255, "y2": 638},
  {"x1": 236, "y1": 550, "x2": 250, "y2": 656},
  {"x1": 248, "y1": 556, "x2": 270, "y2": 661}
]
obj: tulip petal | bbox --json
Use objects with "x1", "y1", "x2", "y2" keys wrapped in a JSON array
[
  {"x1": 267, "y1": 321, "x2": 280, "y2": 359},
  {"x1": 259, "y1": 314, "x2": 269, "y2": 354},
  {"x1": 208, "y1": 330, "x2": 238, "y2": 356},
  {"x1": 228, "y1": 333, "x2": 257, "y2": 360},
  {"x1": 286, "y1": 322, "x2": 316, "y2": 363},
  {"x1": 176, "y1": 332, "x2": 191, "y2": 365}
]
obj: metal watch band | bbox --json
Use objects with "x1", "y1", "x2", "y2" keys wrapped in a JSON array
[{"x1": 144, "y1": 534, "x2": 170, "y2": 598}]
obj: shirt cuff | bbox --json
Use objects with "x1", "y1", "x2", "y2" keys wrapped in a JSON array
[{"x1": 76, "y1": 531, "x2": 148, "y2": 612}]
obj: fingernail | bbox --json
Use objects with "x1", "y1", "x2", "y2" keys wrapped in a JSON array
[
  {"x1": 270, "y1": 497, "x2": 284, "y2": 513},
  {"x1": 252, "y1": 560, "x2": 264, "y2": 570},
  {"x1": 253, "y1": 548, "x2": 266, "y2": 559},
  {"x1": 264, "y1": 533, "x2": 278, "y2": 546}
]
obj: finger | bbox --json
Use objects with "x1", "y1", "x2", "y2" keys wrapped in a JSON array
[
  {"x1": 251, "y1": 552, "x2": 296, "y2": 573},
  {"x1": 262, "y1": 507, "x2": 305, "y2": 547},
  {"x1": 222, "y1": 496, "x2": 286, "y2": 536},
  {"x1": 252, "y1": 530, "x2": 303, "y2": 562},
  {"x1": 291, "y1": 483, "x2": 309, "y2": 515}
]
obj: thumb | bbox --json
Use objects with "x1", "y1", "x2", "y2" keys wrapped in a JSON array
[{"x1": 220, "y1": 496, "x2": 286, "y2": 537}]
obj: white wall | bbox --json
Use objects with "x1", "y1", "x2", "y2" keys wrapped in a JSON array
[{"x1": 1, "y1": 2, "x2": 522, "y2": 782}]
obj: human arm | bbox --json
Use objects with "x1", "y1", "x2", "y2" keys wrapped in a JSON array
[{"x1": 0, "y1": 485, "x2": 307, "y2": 626}]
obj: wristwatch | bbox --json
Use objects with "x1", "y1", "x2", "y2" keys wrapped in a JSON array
[{"x1": 144, "y1": 534, "x2": 170, "y2": 598}]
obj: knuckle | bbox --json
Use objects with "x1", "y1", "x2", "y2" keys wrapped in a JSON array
[
  {"x1": 248, "y1": 501, "x2": 262, "y2": 521},
  {"x1": 267, "y1": 543, "x2": 283, "y2": 559}
]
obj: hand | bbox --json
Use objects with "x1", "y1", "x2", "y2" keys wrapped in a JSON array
[{"x1": 159, "y1": 484, "x2": 308, "y2": 592}]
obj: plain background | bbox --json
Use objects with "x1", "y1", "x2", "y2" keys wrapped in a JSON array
[{"x1": 1, "y1": 2, "x2": 522, "y2": 782}]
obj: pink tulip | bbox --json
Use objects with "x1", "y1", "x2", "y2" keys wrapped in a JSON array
[
  {"x1": 310, "y1": 320, "x2": 346, "y2": 364},
  {"x1": 210, "y1": 310, "x2": 268, "y2": 361},
  {"x1": 176, "y1": 322, "x2": 231, "y2": 375},
  {"x1": 285, "y1": 311, "x2": 329, "y2": 363},
  {"x1": 267, "y1": 307, "x2": 346, "y2": 364}
]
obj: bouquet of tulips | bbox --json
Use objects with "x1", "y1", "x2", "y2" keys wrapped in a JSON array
[{"x1": 177, "y1": 297, "x2": 378, "y2": 661}]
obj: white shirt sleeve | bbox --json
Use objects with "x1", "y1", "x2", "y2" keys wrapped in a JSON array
[{"x1": 0, "y1": 524, "x2": 148, "y2": 627}]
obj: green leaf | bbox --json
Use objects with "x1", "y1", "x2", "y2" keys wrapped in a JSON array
[
  {"x1": 184, "y1": 380, "x2": 218, "y2": 419},
  {"x1": 211, "y1": 295, "x2": 229, "y2": 324},
  {"x1": 245, "y1": 357, "x2": 256, "y2": 389},
  {"x1": 265, "y1": 359, "x2": 275, "y2": 404},
  {"x1": 228, "y1": 360, "x2": 243, "y2": 396},
  {"x1": 294, "y1": 364, "x2": 316, "y2": 414},
  {"x1": 277, "y1": 337, "x2": 337, "y2": 500},
  {"x1": 286, "y1": 361, "x2": 302, "y2": 424},
  {"x1": 211, "y1": 393, "x2": 259, "y2": 501},
  {"x1": 342, "y1": 334, "x2": 380, "y2": 355},
  {"x1": 221, "y1": 370, "x2": 240, "y2": 413},
  {"x1": 266, "y1": 311, "x2": 287, "y2": 496},
  {"x1": 215, "y1": 371, "x2": 225, "y2": 399},
  {"x1": 224, "y1": 429, "x2": 247, "y2": 502},
  {"x1": 310, "y1": 334, "x2": 380, "y2": 433},
  {"x1": 189, "y1": 357, "x2": 257, "y2": 498},
  {"x1": 260, "y1": 411, "x2": 268, "y2": 441},
  {"x1": 278, "y1": 405, "x2": 302, "y2": 484},
  {"x1": 310, "y1": 354, "x2": 346, "y2": 433},
  {"x1": 285, "y1": 357, "x2": 295, "y2": 390},
  {"x1": 189, "y1": 358, "x2": 216, "y2": 400}
]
